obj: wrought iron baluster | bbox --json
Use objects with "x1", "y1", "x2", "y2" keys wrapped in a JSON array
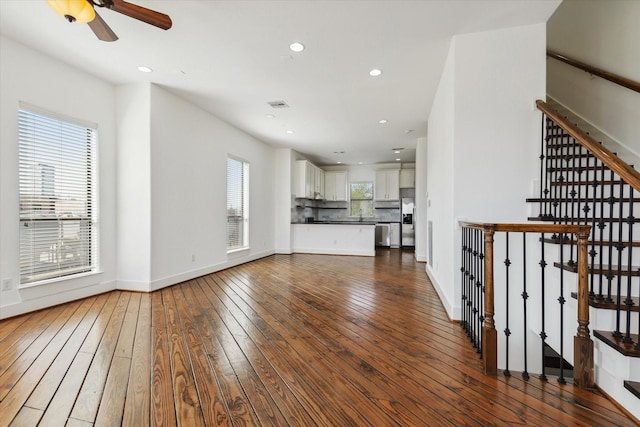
[
  {"x1": 606, "y1": 168, "x2": 616, "y2": 303},
  {"x1": 558, "y1": 235, "x2": 566, "y2": 384},
  {"x1": 461, "y1": 227, "x2": 468, "y2": 334},
  {"x1": 539, "y1": 232, "x2": 548, "y2": 381},
  {"x1": 597, "y1": 163, "x2": 606, "y2": 300},
  {"x1": 522, "y1": 232, "x2": 529, "y2": 380},
  {"x1": 587, "y1": 154, "x2": 598, "y2": 297},
  {"x1": 479, "y1": 232, "x2": 485, "y2": 356},
  {"x1": 623, "y1": 186, "x2": 635, "y2": 344},
  {"x1": 568, "y1": 136, "x2": 577, "y2": 265},
  {"x1": 614, "y1": 178, "x2": 626, "y2": 338},
  {"x1": 504, "y1": 232, "x2": 511, "y2": 377},
  {"x1": 551, "y1": 125, "x2": 560, "y2": 224},
  {"x1": 540, "y1": 115, "x2": 548, "y2": 218}
]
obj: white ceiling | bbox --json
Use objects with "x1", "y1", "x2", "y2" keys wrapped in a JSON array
[{"x1": 0, "y1": 1, "x2": 559, "y2": 166}]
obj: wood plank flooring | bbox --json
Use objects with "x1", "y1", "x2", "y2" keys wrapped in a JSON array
[{"x1": 0, "y1": 250, "x2": 637, "y2": 426}]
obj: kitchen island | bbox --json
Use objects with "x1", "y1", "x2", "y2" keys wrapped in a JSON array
[{"x1": 291, "y1": 222, "x2": 376, "y2": 256}]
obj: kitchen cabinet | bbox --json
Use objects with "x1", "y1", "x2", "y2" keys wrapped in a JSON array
[
  {"x1": 295, "y1": 160, "x2": 325, "y2": 199},
  {"x1": 315, "y1": 167, "x2": 325, "y2": 199},
  {"x1": 400, "y1": 169, "x2": 415, "y2": 188},
  {"x1": 324, "y1": 171, "x2": 348, "y2": 201},
  {"x1": 375, "y1": 170, "x2": 400, "y2": 201},
  {"x1": 295, "y1": 160, "x2": 315, "y2": 198}
]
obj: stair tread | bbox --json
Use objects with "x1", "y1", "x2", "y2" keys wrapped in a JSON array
[
  {"x1": 594, "y1": 330, "x2": 640, "y2": 358},
  {"x1": 554, "y1": 262, "x2": 640, "y2": 276},
  {"x1": 545, "y1": 166, "x2": 609, "y2": 172},
  {"x1": 624, "y1": 381, "x2": 640, "y2": 399},
  {"x1": 570, "y1": 292, "x2": 640, "y2": 313}
]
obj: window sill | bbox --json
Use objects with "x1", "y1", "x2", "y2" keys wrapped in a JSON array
[
  {"x1": 227, "y1": 247, "x2": 250, "y2": 258},
  {"x1": 19, "y1": 270, "x2": 103, "y2": 290}
]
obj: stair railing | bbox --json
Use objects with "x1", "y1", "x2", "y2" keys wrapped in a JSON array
[
  {"x1": 459, "y1": 222, "x2": 593, "y2": 388},
  {"x1": 536, "y1": 100, "x2": 640, "y2": 352},
  {"x1": 547, "y1": 50, "x2": 640, "y2": 94}
]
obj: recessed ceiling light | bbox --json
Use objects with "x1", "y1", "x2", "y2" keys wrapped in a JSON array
[
  {"x1": 358, "y1": 162, "x2": 363, "y2": 165},
  {"x1": 286, "y1": 130, "x2": 295, "y2": 134},
  {"x1": 289, "y1": 42, "x2": 305, "y2": 53},
  {"x1": 369, "y1": 68, "x2": 383, "y2": 77},
  {"x1": 137, "y1": 66, "x2": 153, "y2": 73},
  {"x1": 395, "y1": 158, "x2": 401, "y2": 161},
  {"x1": 378, "y1": 119, "x2": 388, "y2": 124},
  {"x1": 394, "y1": 150, "x2": 401, "y2": 154},
  {"x1": 264, "y1": 114, "x2": 275, "y2": 119},
  {"x1": 337, "y1": 161, "x2": 342, "y2": 164}
]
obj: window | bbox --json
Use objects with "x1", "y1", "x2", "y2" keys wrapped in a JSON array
[
  {"x1": 18, "y1": 107, "x2": 97, "y2": 285},
  {"x1": 349, "y1": 182, "x2": 374, "y2": 217},
  {"x1": 227, "y1": 156, "x2": 249, "y2": 251}
]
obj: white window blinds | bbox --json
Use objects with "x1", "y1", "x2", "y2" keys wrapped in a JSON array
[
  {"x1": 226, "y1": 157, "x2": 249, "y2": 251},
  {"x1": 18, "y1": 108, "x2": 97, "y2": 285}
]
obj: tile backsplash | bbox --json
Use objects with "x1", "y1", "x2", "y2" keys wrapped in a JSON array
[{"x1": 292, "y1": 196, "x2": 400, "y2": 223}]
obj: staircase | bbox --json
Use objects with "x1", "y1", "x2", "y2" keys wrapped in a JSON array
[{"x1": 528, "y1": 99, "x2": 640, "y2": 416}]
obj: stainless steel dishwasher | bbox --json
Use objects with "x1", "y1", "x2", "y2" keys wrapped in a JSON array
[{"x1": 375, "y1": 223, "x2": 390, "y2": 247}]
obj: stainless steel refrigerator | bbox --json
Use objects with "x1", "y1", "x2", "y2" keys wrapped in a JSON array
[{"x1": 401, "y1": 198, "x2": 415, "y2": 247}]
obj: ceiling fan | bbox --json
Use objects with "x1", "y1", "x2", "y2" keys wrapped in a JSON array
[{"x1": 46, "y1": 0, "x2": 172, "y2": 42}]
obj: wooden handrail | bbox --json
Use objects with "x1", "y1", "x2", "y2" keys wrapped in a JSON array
[
  {"x1": 459, "y1": 221, "x2": 594, "y2": 388},
  {"x1": 536, "y1": 100, "x2": 640, "y2": 194},
  {"x1": 459, "y1": 221, "x2": 590, "y2": 235},
  {"x1": 547, "y1": 50, "x2": 640, "y2": 93}
]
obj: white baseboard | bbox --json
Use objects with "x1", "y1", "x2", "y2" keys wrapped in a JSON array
[
  {"x1": 143, "y1": 250, "x2": 276, "y2": 293},
  {"x1": 292, "y1": 248, "x2": 375, "y2": 257},
  {"x1": 425, "y1": 264, "x2": 460, "y2": 321}
]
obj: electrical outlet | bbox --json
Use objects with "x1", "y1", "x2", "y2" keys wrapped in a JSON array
[{"x1": 2, "y1": 279, "x2": 13, "y2": 291}]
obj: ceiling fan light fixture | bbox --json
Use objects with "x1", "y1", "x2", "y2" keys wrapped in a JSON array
[{"x1": 46, "y1": 0, "x2": 96, "y2": 24}]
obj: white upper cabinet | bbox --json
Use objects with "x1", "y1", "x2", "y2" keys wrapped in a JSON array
[
  {"x1": 324, "y1": 172, "x2": 348, "y2": 201},
  {"x1": 375, "y1": 170, "x2": 400, "y2": 200},
  {"x1": 295, "y1": 160, "x2": 315, "y2": 199},
  {"x1": 399, "y1": 169, "x2": 415, "y2": 188},
  {"x1": 295, "y1": 160, "x2": 327, "y2": 199},
  {"x1": 315, "y1": 167, "x2": 325, "y2": 199}
]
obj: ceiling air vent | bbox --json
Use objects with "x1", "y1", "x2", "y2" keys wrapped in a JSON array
[{"x1": 268, "y1": 100, "x2": 289, "y2": 109}]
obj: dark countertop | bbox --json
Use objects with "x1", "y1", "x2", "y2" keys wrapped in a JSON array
[{"x1": 292, "y1": 221, "x2": 377, "y2": 225}]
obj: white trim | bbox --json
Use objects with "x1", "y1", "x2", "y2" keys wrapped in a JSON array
[
  {"x1": 115, "y1": 250, "x2": 276, "y2": 293},
  {"x1": 292, "y1": 248, "x2": 375, "y2": 257},
  {"x1": 425, "y1": 264, "x2": 460, "y2": 320}
]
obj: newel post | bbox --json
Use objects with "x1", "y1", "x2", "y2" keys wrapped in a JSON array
[
  {"x1": 574, "y1": 226, "x2": 594, "y2": 388},
  {"x1": 482, "y1": 226, "x2": 497, "y2": 376}
]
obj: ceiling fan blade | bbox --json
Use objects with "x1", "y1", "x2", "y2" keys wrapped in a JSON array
[
  {"x1": 88, "y1": 10, "x2": 119, "y2": 41},
  {"x1": 109, "y1": 0, "x2": 172, "y2": 30}
]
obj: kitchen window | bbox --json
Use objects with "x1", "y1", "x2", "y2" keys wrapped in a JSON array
[
  {"x1": 18, "y1": 106, "x2": 98, "y2": 285},
  {"x1": 227, "y1": 156, "x2": 249, "y2": 251},
  {"x1": 349, "y1": 182, "x2": 374, "y2": 218}
]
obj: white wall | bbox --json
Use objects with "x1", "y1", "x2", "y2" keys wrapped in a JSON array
[
  {"x1": 0, "y1": 36, "x2": 117, "y2": 318},
  {"x1": 116, "y1": 84, "x2": 152, "y2": 290},
  {"x1": 426, "y1": 23, "x2": 547, "y2": 320},
  {"x1": 275, "y1": 148, "x2": 293, "y2": 254},
  {"x1": 0, "y1": 37, "x2": 278, "y2": 317},
  {"x1": 426, "y1": 43, "x2": 456, "y2": 316},
  {"x1": 117, "y1": 84, "x2": 277, "y2": 292},
  {"x1": 415, "y1": 137, "x2": 428, "y2": 263},
  {"x1": 547, "y1": 0, "x2": 640, "y2": 155}
]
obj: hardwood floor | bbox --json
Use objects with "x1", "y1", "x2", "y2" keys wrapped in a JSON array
[{"x1": 0, "y1": 251, "x2": 637, "y2": 426}]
